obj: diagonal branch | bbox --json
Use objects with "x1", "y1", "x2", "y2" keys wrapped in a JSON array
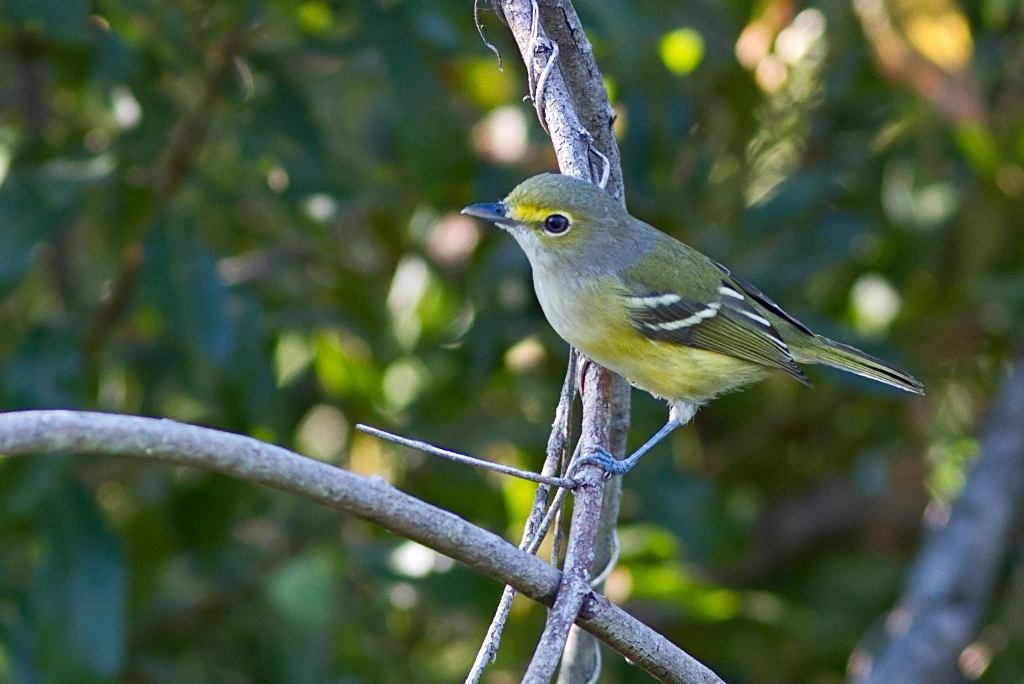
[
  {"x1": 355, "y1": 423, "x2": 576, "y2": 487},
  {"x1": 0, "y1": 409, "x2": 722, "y2": 684},
  {"x1": 854, "y1": 365, "x2": 1024, "y2": 683}
]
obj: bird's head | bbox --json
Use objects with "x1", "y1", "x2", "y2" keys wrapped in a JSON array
[{"x1": 462, "y1": 173, "x2": 629, "y2": 266}]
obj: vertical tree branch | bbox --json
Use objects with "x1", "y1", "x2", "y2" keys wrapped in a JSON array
[
  {"x1": 561, "y1": 367, "x2": 630, "y2": 683},
  {"x1": 494, "y1": 0, "x2": 614, "y2": 183},
  {"x1": 536, "y1": 0, "x2": 623, "y2": 199},
  {"x1": 523, "y1": 362, "x2": 613, "y2": 683},
  {"x1": 467, "y1": 350, "x2": 578, "y2": 684},
  {"x1": 490, "y1": 0, "x2": 634, "y2": 679}
]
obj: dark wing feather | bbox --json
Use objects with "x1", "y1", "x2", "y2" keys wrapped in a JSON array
[{"x1": 713, "y1": 262, "x2": 814, "y2": 336}]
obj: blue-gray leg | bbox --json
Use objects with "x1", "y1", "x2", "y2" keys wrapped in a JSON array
[
  {"x1": 574, "y1": 418, "x2": 682, "y2": 476},
  {"x1": 570, "y1": 401, "x2": 698, "y2": 479}
]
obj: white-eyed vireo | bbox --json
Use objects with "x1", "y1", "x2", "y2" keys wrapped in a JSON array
[{"x1": 463, "y1": 173, "x2": 923, "y2": 475}]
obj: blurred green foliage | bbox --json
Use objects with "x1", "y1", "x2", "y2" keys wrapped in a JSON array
[{"x1": 0, "y1": 0, "x2": 1023, "y2": 681}]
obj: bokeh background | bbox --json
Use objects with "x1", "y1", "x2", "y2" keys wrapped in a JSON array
[{"x1": 0, "y1": 0, "x2": 1021, "y2": 681}]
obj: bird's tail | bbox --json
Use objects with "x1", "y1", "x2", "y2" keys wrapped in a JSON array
[{"x1": 792, "y1": 335, "x2": 924, "y2": 394}]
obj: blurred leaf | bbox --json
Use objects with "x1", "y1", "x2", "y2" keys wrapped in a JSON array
[
  {"x1": 143, "y1": 216, "x2": 234, "y2": 369},
  {"x1": 4, "y1": 326, "x2": 82, "y2": 409},
  {"x1": 1, "y1": 0, "x2": 90, "y2": 41},
  {"x1": 0, "y1": 177, "x2": 60, "y2": 294},
  {"x1": 954, "y1": 122, "x2": 1000, "y2": 176},
  {"x1": 31, "y1": 481, "x2": 126, "y2": 680},
  {"x1": 296, "y1": 1, "x2": 333, "y2": 36},
  {"x1": 266, "y1": 547, "x2": 339, "y2": 628},
  {"x1": 0, "y1": 155, "x2": 114, "y2": 294}
]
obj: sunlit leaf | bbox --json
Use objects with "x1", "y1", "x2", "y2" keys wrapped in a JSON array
[
  {"x1": 296, "y1": 1, "x2": 332, "y2": 35},
  {"x1": 659, "y1": 28, "x2": 705, "y2": 76}
]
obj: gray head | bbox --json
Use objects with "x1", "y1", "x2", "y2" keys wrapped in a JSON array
[{"x1": 462, "y1": 173, "x2": 651, "y2": 276}]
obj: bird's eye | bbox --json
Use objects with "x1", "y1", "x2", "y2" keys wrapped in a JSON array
[{"x1": 543, "y1": 214, "x2": 570, "y2": 235}]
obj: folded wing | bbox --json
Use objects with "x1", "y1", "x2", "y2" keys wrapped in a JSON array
[{"x1": 624, "y1": 281, "x2": 812, "y2": 386}]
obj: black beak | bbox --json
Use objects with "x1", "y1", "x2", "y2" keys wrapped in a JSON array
[{"x1": 461, "y1": 202, "x2": 515, "y2": 226}]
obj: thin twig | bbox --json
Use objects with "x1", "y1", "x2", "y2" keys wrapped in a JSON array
[
  {"x1": 467, "y1": 472, "x2": 574, "y2": 684},
  {"x1": 520, "y1": 0, "x2": 560, "y2": 134},
  {"x1": 586, "y1": 643, "x2": 601, "y2": 684},
  {"x1": 551, "y1": 489, "x2": 567, "y2": 568},
  {"x1": 522, "y1": 361, "x2": 612, "y2": 684},
  {"x1": 534, "y1": 0, "x2": 625, "y2": 199},
  {"x1": 560, "y1": 379, "x2": 629, "y2": 684},
  {"x1": 466, "y1": 590, "x2": 518, "y2": 684},
  {"x1": 466, "y1": 450, "x2": 575, "y2": 683},
  {"x1": 465, "y1": 474, "x2": 575, "y2": 684},
  {"x1": 590, "y1": 530, "x2": 619, "y2": 588},
  {"x1": 533, "y1": 38, "x2": 559, "y2": 132},
  {"x1": 530, "y1": 476, "x2": 573, "y2": 553},
  {"x1": 466, "y1": 350, "x2": 578, "y2": 684},
  {"x1": 524, "y1": 478, "x2": 602, "y2": 683},
  {"x1": 525, "y1": 0, "x2": 541, "y2": 97},
  {"x1": 551, "y1": 427, "x2": 581, "y2": 569},
  {"x1": 355, "y1": 424, "x2": 576, "y2": 488}
]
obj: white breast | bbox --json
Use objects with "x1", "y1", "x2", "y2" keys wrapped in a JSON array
[{"x1": 531, "y1": 266, "x2": 607, "y2": 351}]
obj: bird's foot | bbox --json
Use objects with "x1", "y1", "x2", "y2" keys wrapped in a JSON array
[{"x1": 572, "y1": 447, "x2": 629, "y2": 481}]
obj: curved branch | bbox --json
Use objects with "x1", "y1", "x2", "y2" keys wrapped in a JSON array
[{"x1": 0, "y1": 410, "x2": 721, "y2": 684}]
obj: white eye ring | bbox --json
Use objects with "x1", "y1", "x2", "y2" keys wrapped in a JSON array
[{"x1": 543, "y1": 214, "x2": 570, "y2": 235}]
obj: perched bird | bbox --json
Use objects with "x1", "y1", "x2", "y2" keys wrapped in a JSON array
[{"x1": 463, "y1": 173, "x2": 923, "y2": 475}]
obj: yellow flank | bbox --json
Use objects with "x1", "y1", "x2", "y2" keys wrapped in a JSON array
[
  {"x1": 509, "y1": 204, "x2": 576, "y2": 226},
  {"x1": 533, "y1": 270, "x2": 767, "y2": 403},
  {"x1": 597, "y1": 334, "x2": 768, "y2": 402}
]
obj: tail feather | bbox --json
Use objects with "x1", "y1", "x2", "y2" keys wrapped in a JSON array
[{"x1": 792, "y1": 335, "x2": 924, "y2": 394}]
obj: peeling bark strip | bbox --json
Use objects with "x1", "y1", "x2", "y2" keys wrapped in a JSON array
[
  {"x1": 493, "y1": 0, "x2": 621, "y2": 194},
  {"x1": 0, "y1": 410, "x2": 722, "y2": 684}
]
